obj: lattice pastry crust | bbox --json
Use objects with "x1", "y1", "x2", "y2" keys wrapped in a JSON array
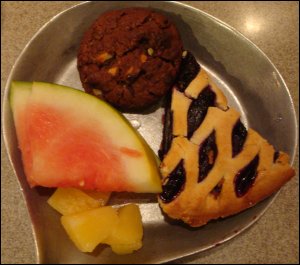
[{"x1": 158, "y1": 52, "x2": 295, "y2": 227}]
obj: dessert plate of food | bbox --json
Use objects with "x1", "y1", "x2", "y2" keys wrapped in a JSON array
[{"x1": 2, "y1": 1, "x2": 297, "y2": 264}]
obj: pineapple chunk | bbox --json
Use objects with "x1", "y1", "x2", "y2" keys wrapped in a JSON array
[
  {"x1": 84, "y1": 190, "x2": 111, "y2": 205},
  {"x1": 104, "y1": 204, "x2": 143, "y2": 254},
  {"x1": 61, "y1": 206, "x2": 118, "y2": 252},
  {"x1": 47, "y1": 188, "x2": 110, "y2": 215}
]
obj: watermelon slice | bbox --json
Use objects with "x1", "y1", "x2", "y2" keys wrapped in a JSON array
[{"x1": 10, "y1": 81, "x2": 162, "y2": 193}]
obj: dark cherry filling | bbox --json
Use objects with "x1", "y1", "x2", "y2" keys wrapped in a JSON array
[
  {"x1": 198, "y1": 131, "x2": 218, "y2": 182},
  {"x1": 177, "y1": 51, "x2": 200, "y2": 92},
  {"x1": 187, "y1": 87, "x2": 216, "y2": 139},
  {"x1": 234, "y1": 155, "x2": 259, "y2": 197},
  {"x1": 273, "y1": 151, "x2": 280, "y2": 163},
  {"x1": 210, "y1": 178, "x2": 224, "y2": 198},
  {"x1": 160, "y1": 160, "x2": 186, "y2": 203},
  {"x1": 159, "y1": 91, "x2": 173, "y2": 159},
  {"x1": 232, "y1": 120, "x2": 247, "y2": 157}
]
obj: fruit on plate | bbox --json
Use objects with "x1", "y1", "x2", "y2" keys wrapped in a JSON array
[
  {"x1": 61, "y1": 204, "x2": 143, "y2": 254},
  {"x1": 61, "y1": 206, "x2": 119, "y2": 252},
  {"x1": 10, "y1": 81, "x2": 161, "y2": 193},
  {"x1": 47, "y1": 188, "x2": 111, "y2": 215},
  {"x1": 104, "y1": 204, "x2": 143, "y2": 254},
  {"x1": 9, "y1": 82, "x2": 32, "y2": 180},
  {"x1": 83, "y1": 190, "x2": 111, "y2": 204}
]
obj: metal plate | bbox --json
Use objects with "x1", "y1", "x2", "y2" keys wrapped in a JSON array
[{"x1": 2, "y1": 1, "x2": 297, "y2": 264}]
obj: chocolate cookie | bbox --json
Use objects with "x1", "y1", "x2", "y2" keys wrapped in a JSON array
[{"x1": 77, "y1": 7, "x2": 183, "y2": 111}]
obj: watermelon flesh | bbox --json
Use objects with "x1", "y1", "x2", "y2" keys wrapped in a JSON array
[{"x1": 10, "y1": 81, "x2": 162, "y2": 193}]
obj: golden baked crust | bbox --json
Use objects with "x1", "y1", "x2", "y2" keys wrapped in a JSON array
[{"x1": 158, "y1": 59, "x2": 295, "y2": 227}]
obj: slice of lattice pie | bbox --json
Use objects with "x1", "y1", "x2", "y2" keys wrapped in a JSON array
[{"x1": 158, "y1": 52, "x2": 295, "y2": 227}]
